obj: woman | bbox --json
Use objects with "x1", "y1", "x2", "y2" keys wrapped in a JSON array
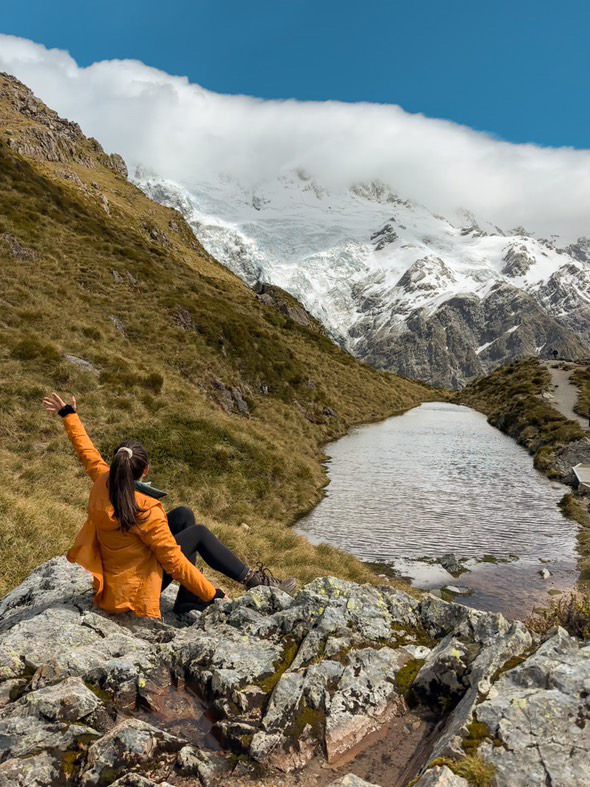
[{"x1": 43, "y1": 392, "x2": 295, "y2": 619}]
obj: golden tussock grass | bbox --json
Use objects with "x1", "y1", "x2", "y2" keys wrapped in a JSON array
[{"x1": 0, "y1": 87, "x2": 434, "y2": 597}]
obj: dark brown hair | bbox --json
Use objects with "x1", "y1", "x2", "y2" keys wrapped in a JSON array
[{"x1": 107, "y1": 440, "x2": 149, "y2": 532}]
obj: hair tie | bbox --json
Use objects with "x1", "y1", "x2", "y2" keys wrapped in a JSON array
[{"x1": 117, "y1": 446, "x2": 133, "y2": 458}]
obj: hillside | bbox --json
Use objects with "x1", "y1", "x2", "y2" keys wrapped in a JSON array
[
  {"x1": 0, "y1": 74, "x2": 432, "y2": 596},
  {"x1": 137, "y1": 171, "x2": 590, "y2": 389}
]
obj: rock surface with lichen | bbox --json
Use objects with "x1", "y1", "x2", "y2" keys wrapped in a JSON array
[{"x1": 0, "y1": 558, "x2": 589, "y2": 786}]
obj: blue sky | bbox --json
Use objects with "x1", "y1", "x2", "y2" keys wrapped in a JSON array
[{"x1": 1, "y1": 0, "x2": 588, "y2": 148}]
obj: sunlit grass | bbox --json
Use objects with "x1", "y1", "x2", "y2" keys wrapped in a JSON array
[{"x1": 0, "y1": 113, "x2": 432, "y2": 596}]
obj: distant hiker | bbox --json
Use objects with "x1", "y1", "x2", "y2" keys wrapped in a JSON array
[
  {"x1": 552, "y1": 349, "x2": 559, "y2": 360},
  {"x1": 43, "y1": 392, "x2": 295, "y2": 619}
]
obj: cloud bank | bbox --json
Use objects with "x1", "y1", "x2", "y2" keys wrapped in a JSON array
[{"x1": 1, "y1": 34, "x2": 589, "y2": 239}]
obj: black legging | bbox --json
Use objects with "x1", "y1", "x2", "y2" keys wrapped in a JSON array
[{"x1": 162, "y1": 506, "x2": 248, "y2": 611}]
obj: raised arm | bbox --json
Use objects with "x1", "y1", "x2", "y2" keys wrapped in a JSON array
[
  {"x1": 43, "y1": 393, "x2": 109, "y2": 482},
  {"x1": 135, "y1": 507, "x2": 217, "y2": 603}
]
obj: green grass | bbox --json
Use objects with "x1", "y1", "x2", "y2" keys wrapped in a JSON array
[
  {"x1": 571, "y1": 366, "x2": 590, "y2": 419},
  {"x1": 0, "y1": 83, "x2": 434, "y2": 596}
]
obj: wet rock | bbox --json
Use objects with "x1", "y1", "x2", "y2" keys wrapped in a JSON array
[
  {"x1": 443, "y1": 585, "x2": 470, "y2": 595},
  {"x1": 80, "y1": 718, "x2": 183, "y2": 785},
  {"x1": 415, "y1": 765, "x2": 469, "y2": 786},
  {"x1": 438, "y1": 552, "x2": 468, "y2": 577},
  {"x1": 324, "y1": 646, "x2": 408, "y2": 763},
  {"x1": 539, "y1": 568, "x2": 551, "y2": 579}
]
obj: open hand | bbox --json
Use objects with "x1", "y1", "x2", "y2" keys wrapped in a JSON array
[{"x1": 43, "y1": 392, "x2": 77, "y2": 416}]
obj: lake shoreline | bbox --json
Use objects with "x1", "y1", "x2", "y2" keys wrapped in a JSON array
[{"x1": 296, "y1": 402, "x2": 578, "y2": 618}]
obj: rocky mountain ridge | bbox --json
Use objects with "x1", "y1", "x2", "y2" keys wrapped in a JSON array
[
  {"x1": 136, "y1": 171, "x2": 590, "y2": 388},
  {"x1": 1, "y1": 558, "x2": 588, "y2": 786}
]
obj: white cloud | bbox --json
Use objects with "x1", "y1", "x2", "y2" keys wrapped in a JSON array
[{"x1": 1, "y1": 34, "x2": 589, "y2": 240}]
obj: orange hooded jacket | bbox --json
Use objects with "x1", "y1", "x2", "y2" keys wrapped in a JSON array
[{"x1": 63, "y1": 412, "x2": 216, "y2": 618}]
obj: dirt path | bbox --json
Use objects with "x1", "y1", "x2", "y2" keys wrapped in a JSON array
[{"x1": 544, "y1": 362, "x2": 589, "y2": 431}]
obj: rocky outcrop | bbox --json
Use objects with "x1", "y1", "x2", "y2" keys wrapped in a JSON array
[
  {"x1": 357, "y1": 282, "x2": 588, "y2": 389},
  {"x1": 254, "y1": 281, "x2": 325, "y2": 333},
  {"x1": 1, "y1": 559, "x2": 589, "y2": 785},
  {"x1": 0, "y1": 72, "x2": 127, "y2": 177}
]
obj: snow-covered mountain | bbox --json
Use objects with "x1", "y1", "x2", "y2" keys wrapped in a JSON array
[{"x1": 135, "y1": 169, "x2": 590, "y2": 388}]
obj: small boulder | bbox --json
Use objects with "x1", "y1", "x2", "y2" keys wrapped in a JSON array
[
  {"x1": 439, "y1": 553, "x2": 468, "y2": 577},
  {"x1": 80, "y1": 718, "x2": 184, "y2": 785},
  {"x1": 414, "y1": 765, "x2": 469, "y2": 786},
  {"x1": 64, "y1": 354, "x2": 99, "y2": 375}
]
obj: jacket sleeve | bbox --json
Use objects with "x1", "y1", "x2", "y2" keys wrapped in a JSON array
[
  {"x1": 62, "y1": 413, "x2": 110, "y2": 482},
  {"x1": 135, "y1": 508, "x2": 217, "y2": 603}
]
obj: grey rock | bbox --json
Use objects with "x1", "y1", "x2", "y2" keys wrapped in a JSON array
[
  {"x1": 111, "y1": 778, "x2": 174, "y2": 787},
  {"x1": 438, "y1": 552, "x2": 467, "y2": 577},
  {"x1": 0, "y1": 713, "x2": 99, "y2": 761},
  {"x1": 64, "y1": 354, "x2": 99, "y2": 374},
  {"x1": 81, "y1": 719, "x2": 184, "y2": 785},
  {"x1": 0, "y1": 679, "x2": 25, "y2": 708},
  {"x1": 327, "y1": 775, "x2": 381, "y2": 787},
  {"x1": 444, "y1": 585, "x2": 470, "y2": 595},
  {"x1": 325, "y1": 646, "x2": 408, "y2": 763},
  {"x1": 1, "y1": 676, "x2": 99, "y2": 723},
  {"x1": 414, "y1": 765, "x2": 469, "y2": 786},
  {"x1": 1, "y1": 558, "x2": 589, "y2": 786},
  {"x1": 475, "y1": 628, "x2": 590, "y2": 787},
  {"x1": 0, "y1": 751, "x2": 60, "y2": 787},
  {"x1": 0, "y1": 234, "x2": 37, "y2": 261},
  {"x1": 110, "y1": 315, "x2": 128, "y2": 337}
]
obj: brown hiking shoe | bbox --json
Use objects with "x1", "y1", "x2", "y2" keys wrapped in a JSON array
[{"x1": 243, "y1": 562, "x2": 296, "y2": 595}]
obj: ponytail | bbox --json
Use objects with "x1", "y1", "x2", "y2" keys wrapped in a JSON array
[{"x1": 107, "y1": 440, "x2": 149, "y2": 532}]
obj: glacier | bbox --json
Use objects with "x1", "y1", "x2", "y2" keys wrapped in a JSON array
[{"x1": 135, "y1": 168, "x2": 590, "y2": 388}]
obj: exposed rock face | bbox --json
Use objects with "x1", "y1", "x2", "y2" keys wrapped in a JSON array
[
  {"x1": 254, "y1": 281, "x2": 325, "y2": 333},
  {"x1": 0, "y1": 72, "x2": 127, "y2": 177},
  {"x1": 0, "y1": 559, "x2": 589, "y2": 785},
  {"x1": 356, "y1": 282, "x2": 588, "y2": 389}
]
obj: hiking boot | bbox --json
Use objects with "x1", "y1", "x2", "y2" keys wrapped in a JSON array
[{"x1": 242, "y1": 562, "x2": 296, "y2": 595}]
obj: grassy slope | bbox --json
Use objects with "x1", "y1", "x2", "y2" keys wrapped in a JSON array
[
  {"x1": 571, "y1": 366, "x2": 590, "y2": 420},
  {"x1": 0, "y1": 81, "x2": 432, "y2": 596},
  {"x1": 457, "y1": 358, "x2": 585, "y2": 477}
]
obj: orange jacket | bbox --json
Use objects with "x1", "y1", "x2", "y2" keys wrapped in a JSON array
[{"x1": 63, "y1": 413, "x2": 216, "y2": 618}]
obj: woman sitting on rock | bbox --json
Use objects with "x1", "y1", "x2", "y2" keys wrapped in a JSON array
[{"x1": 43, "y1": 392, "x2": 295, "y2": 619}]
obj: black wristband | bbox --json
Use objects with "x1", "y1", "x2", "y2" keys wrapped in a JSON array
[
  {"x1": 213, "y1": 588, "x2": 226, "y2": 600},
  {"x1": 58, "y1": 404, "x2": 76, "y2": 418}
]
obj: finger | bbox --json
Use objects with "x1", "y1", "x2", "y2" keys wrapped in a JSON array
[{"x1": 71, "y1": 396, "x2": 77, "y2": 409}]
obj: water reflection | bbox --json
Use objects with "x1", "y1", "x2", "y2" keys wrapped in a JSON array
[{"x1": 297, "y1": 402, "x2": 578, "y2": 617}]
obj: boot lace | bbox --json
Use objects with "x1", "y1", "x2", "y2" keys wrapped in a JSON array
[{"x1": 253, "y1": 561, "x2": 278, "y2": 585}]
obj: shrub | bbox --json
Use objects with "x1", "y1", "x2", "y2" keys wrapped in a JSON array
[{"x1": 526, "y1": 592, "x2": 590, "y2": 640}]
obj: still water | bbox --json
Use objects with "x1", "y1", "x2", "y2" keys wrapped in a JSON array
[{"x1": 297, "y1": 402, "x2": 578, "y2": 618}]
